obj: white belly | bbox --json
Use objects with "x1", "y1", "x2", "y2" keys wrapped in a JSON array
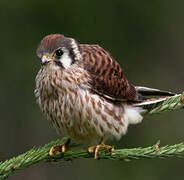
[{"x1": 35, "y1": 68, "x2": 143, "y2": 144}]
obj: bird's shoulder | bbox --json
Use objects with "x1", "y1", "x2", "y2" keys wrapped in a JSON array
[
  {"x1": 78, "y1": 44, "x2": 137, "y2": 101},
  {"x1": 79, "y1": 44, "x2": 123, "y2": 78}
]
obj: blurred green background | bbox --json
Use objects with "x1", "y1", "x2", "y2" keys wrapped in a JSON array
[{"x1": 1, "y1": 0, "x2": 184, "y2": 179}]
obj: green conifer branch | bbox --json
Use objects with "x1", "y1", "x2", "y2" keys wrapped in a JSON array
[
  {"x1": 0, "y1": 93, "x2": 184, "y2": 180},
  {"x1": 141, "y1": 93, "x2": 184, "y2": 114}
]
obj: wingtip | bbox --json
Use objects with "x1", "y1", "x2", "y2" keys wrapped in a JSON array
[{"x1": 136, "y1": 86, "x2": 176, "y2": 97}]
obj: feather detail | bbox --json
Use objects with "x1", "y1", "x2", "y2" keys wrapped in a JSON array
[
  {"x1": 80, "y1": 44, "x2": 137, "y2": 101},
  {"x1": 136, "y1": 86, "x2": 175, "y2": 97}
]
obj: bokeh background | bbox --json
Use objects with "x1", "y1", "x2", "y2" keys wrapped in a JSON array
[{"x1": 1, "y1": 0, "x2": 184, "y2": 179}]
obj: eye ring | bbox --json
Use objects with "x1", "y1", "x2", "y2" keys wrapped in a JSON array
[{"x1": 55, "y1": 48, "x2": 63, "y2": 57}]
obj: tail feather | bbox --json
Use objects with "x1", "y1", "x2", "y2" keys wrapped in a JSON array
[
  {"x1": 133, "y1": 94, "x2": 181, "y2": 114},
  {"x1": 136, "y1": 86, "x2": 175, "y2": 97}
]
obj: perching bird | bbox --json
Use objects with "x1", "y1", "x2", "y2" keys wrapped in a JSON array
[{"x1": 35, "y1": 34, "x2": 175, "y2": 159}]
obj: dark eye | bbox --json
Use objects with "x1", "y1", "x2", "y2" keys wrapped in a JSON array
[{"x1": 55, "y1": 49, "x2": 63, "y2": 57}]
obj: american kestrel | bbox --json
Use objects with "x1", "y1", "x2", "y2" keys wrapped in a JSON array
[{"x1": 35, "y1": 34, "x2": 174, "y2": 159}]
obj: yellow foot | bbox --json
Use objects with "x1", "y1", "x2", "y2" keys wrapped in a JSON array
[
  {"x1": 88, "y1": 143, "x2": 114, "y2": 160},
  {"x1": 49, "y1": 138, "x2": 70, "y2": 156}
]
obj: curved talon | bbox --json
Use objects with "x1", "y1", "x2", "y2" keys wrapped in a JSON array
[
  {"x1": 49, "y1": 138, "x2": 70, "y2": 156},
  {"x1": 88, "y1": 143, "x2": 114, "y2": 160}
]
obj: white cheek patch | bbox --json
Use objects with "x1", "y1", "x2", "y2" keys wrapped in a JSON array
[
  {"x1": 70, "y1": 39, "x2": 82, "y2": 61},
  {"x1": 59, "y1": 51, "x2": 72, "y2": 69}
]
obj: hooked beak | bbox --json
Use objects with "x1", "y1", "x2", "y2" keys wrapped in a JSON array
[{"x1": 41, "y1": 55, "x2": 53, "y2": 65}]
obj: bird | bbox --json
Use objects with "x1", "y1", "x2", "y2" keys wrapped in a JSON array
[{"x1": 35, "y1": 34, "x2": 175, "y2": 159}]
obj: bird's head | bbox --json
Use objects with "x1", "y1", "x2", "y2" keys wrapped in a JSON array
[{"x1": 36, "y1": 34, "x2": 82, "y2": 69}]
